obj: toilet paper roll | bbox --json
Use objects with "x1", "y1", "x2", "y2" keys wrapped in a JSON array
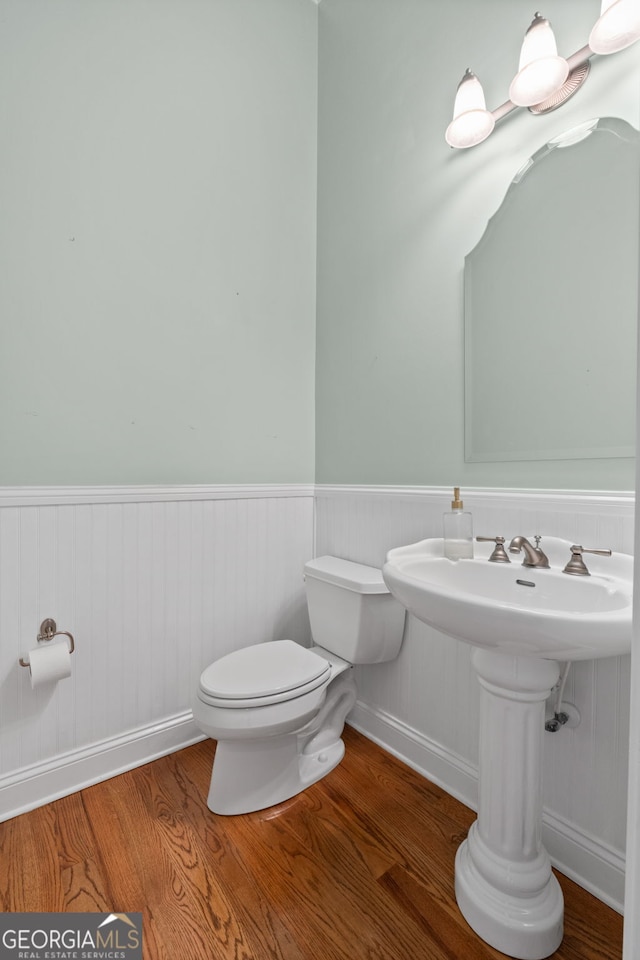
[{"x1": 27, "y1": 641, "x2": 72, "y2": 689}]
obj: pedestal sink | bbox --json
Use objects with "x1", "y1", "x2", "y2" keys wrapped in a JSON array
[{"x1": 382, "y1": 536, "x2": 633, "y2": 960}]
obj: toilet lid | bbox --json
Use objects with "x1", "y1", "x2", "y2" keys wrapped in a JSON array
[{"x1": 199, "y1": 640, "x2": 331, "y2": 702}]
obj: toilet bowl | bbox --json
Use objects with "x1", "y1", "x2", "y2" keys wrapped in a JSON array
[{"x1": 193, "y1": 556, "x2": 405, "y2": 815}]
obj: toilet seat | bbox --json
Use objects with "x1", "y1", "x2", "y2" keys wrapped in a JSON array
[{"x1": 198, "y1": 640, "x2": 331, "y2": 709}]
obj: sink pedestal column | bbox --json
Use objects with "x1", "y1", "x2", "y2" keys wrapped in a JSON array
[{"x1": 455, "y1": 649, "x2": 563, "y2": 960}]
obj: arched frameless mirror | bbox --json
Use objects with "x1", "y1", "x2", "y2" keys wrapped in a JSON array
[{"x1": 464, "y1": 117, "x2": 640, "y2": 463}]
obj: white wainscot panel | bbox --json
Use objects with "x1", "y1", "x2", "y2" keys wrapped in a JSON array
[
  {"x1": 0, "y1": 486, "x2": 314, "y2": 821},
  {"x1": 316, "y1": 486, "x2": 634, "y2": 912}
]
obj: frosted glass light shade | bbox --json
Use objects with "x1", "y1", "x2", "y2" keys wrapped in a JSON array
[
  {"x1": 445, "y1": 70, "x2": 495, "y2": 149},
  {"x1": 509, "y1": 14, "x2": 569, "y2": 108},
  {"x1": 589, "y1": 0, "x2": 640, "y2": 54}
]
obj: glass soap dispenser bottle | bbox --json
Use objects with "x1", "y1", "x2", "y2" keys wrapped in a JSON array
[{"x1": 443, "y1": 487, "x2": 474, "y2": 560}]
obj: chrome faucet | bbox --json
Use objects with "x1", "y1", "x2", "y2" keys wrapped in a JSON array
[{"x1": 508, "y1": 535, "x2": 550, "y2": 568}]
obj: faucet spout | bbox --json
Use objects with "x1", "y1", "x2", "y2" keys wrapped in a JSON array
[{"x1": 509, "y1": 535, "x2": 550, "y2": 568}]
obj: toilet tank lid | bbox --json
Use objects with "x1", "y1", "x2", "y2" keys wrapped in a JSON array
[{"x1": 304, "y1": 556, "x2": 389, "y2": 594}]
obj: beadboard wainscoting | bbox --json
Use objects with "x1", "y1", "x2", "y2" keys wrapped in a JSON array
[
  {"x1": 0, "y1": 485, "x2": 314, "y2": 821},
  {"x1": 0, "y1": 482, "x2": 634, "y2": 915},
  {"x1": 316, "y1": 485, "x2": 635, "y2": 913}
]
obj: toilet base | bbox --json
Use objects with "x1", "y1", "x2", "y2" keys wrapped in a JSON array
[
  {"x1": 205, "y1": 668, "x2": 357, "y2": 815},
  {"x1": 207, "y1": 733, "x2": 346, "y2": 815}
]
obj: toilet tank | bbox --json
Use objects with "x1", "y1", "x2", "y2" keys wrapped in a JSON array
[{"x1": 304, "y1": 556, "x2": 405, "y2": 664}]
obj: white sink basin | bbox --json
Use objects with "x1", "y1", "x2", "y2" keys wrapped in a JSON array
[{"x1": 382, "y1": 536, "x2": 633, "y2": 660}]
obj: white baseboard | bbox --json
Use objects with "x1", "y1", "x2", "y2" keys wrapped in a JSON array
[
  {"x1": 0, "y1": 711, "x2": 205, "y2": 823},
  {"x1": 348, "y1": 699, "x2": 479, "y2": 808},
  {"x1": 348, "y1": 700, "x2": 625, "y2": 914},
  {"x1": 543, "y1": 808, "x2": 626, "y2": 913}
]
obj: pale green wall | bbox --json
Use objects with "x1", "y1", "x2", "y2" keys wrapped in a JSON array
[
  {"x1": 316, "y1": 0, "x2": 640, "y2": 489},
  {"x1": 0, "y1": 0, "x2": 318, "y2": 484},
  {"x1": 3, "y1": 1, "x2": 639, "y2": 489}
]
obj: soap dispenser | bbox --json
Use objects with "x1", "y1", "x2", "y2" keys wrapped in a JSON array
[{"x1": 443, "y1": 487, "x2": 474, "y2": 560}]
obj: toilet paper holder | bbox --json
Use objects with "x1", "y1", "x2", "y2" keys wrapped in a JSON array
[{"x1": 19, "y1": 618, "x2": 75, "y2": 667}]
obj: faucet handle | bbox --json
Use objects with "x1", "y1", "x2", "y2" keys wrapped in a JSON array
[
  {"x1": 476, "y1": 536, "x2": 511, "y2": 563},
  {"x1": 563, "y1": 544, "x2": 612, "y2": 577}
]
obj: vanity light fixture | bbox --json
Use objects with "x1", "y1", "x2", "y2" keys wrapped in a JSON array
[
  {"x1": 446, "y1": 4, "x2": 640, "y2": 149},
  {"x1": 445, "y1": 69, "x2": 496, "y2": 150},
  {"x1": 509, "y1": 13, "x2": 569, "y2": 107}
]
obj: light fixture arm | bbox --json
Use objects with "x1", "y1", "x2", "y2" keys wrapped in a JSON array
[{"x1": 566, "y1": 44, "x2": 595, "y2": 70}]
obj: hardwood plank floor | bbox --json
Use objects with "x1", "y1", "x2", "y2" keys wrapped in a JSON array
[{"x1": 0, "y1": 727, "x2": 623, "y2": 960}]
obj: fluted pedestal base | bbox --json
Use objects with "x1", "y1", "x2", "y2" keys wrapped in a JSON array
[{"x1": 455, "y1": 649, "x2": 563, "y2": 960}]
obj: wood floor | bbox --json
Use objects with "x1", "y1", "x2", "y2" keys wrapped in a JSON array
[{"x1": 0, "y1": 727, "x2": 623, "y2": 960}]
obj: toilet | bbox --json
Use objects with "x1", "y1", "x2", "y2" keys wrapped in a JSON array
[{"x1": 192, "y1": 556, "x2": 406, "y2": 815}]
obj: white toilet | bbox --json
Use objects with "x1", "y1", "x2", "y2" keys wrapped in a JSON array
[{"x1": 192, "y1": 556, "x2": 405, "y2": 815}]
